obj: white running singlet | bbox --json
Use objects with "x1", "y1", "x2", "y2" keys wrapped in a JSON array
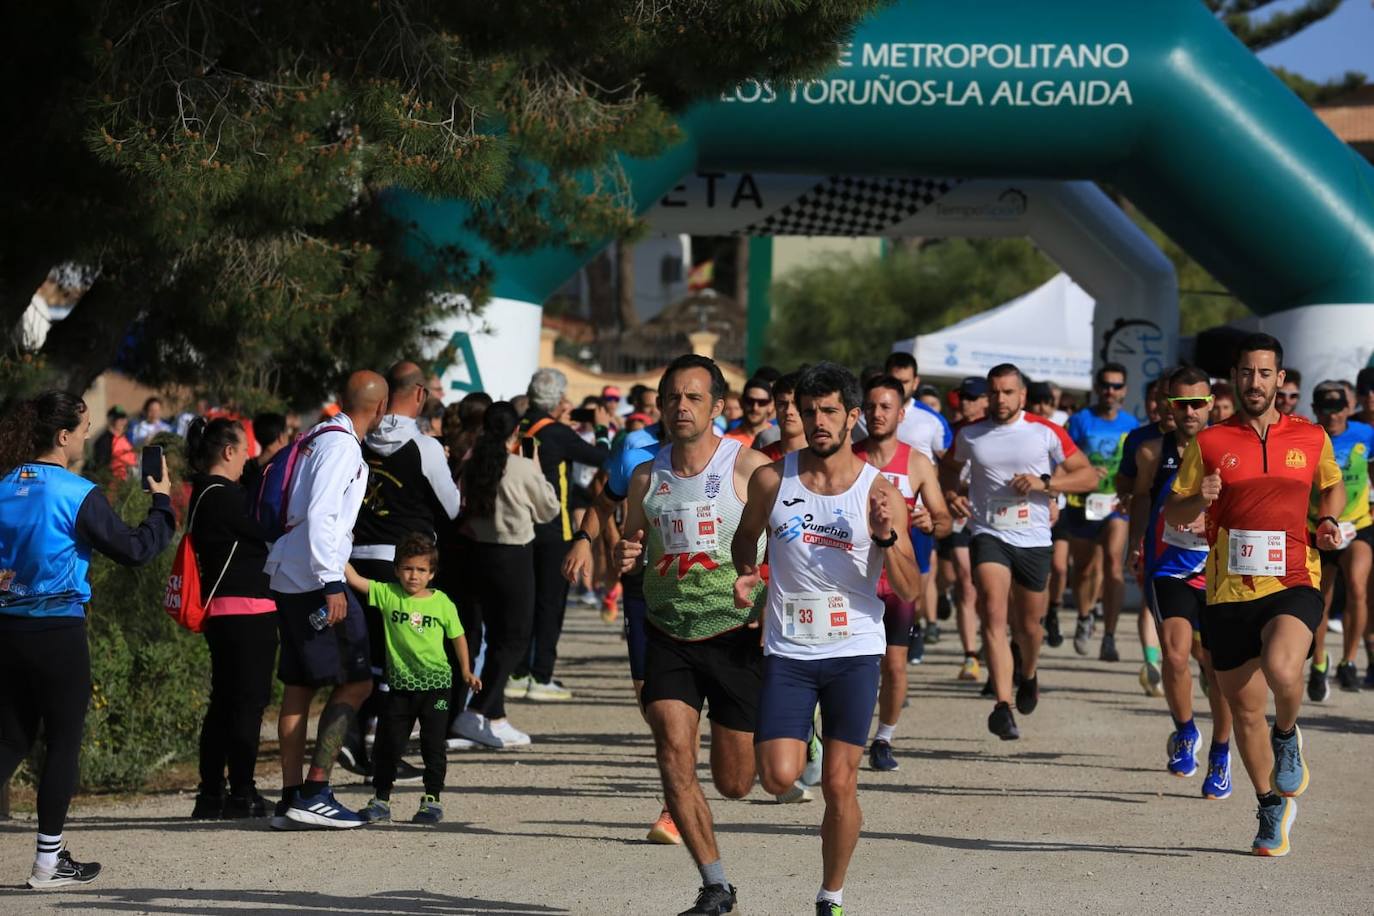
[
  {"x1": 953, "y1": 411, "x2": 1076, "y2": 548},
  {"x1": 764, "y1": 453, "x2": 885, "y2": 659}
]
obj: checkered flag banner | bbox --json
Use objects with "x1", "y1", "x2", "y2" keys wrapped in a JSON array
[{"x1": 739, "y1": 176, "x2": 963, "y2": 237}]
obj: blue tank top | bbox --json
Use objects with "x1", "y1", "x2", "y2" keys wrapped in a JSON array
[
  {"x1": 1144, "y1": 433, "x2": 1207, "y2": 584},
  {"x1": 606, "y1": 426, "x2": 662, "y2": 500},
  {"x1": 0, "y1": 463, "x2": 99, "y2": 618}
]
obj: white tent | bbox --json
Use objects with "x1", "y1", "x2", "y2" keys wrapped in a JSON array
[{"x1": 896, "y1": 272, "x2": 1095, "y2": 390}]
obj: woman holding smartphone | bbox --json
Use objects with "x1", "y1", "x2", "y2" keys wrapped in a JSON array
[{"x1": 0, "y1": 391, "x2": 174, "y2": 889}]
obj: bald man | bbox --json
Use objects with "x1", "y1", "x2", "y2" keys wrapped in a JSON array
[
  {"x1": 345, "y1": 361, "x2": 462, "y2": 777},
  {"x1": 266, "y1": 370, "x2": 389, "y2": 830}
]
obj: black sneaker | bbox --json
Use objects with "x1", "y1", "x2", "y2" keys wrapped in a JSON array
[
  {"x1": 224, "y1": 789, "x2": 270, "y2": 819},
  {"x1": 937, "y1": 588, "x2": 953, "y2": 621},
  {"x1": 1016, "y1": 674, "x2": 1039, "y2": 715},
  {"x1": 1099, "y1": 633, "x2": 1120, "y2": 663},
  {"x1": 925, "y1": 621, "x2": 942, "y2": 645},
  {"x1": 1307, "y1": 658, "x2": 1330, "y2": 703},
  {"x1": 1044, "y1": 607, "x2": 1064, "y2": 648},
  {"x1": 393, "y1": 758, "x2": 426, "y2": 786},
  {"x1": 679, "y1": 883, "x2": 737, "y2": 915},
  {"x1": 190, "y1": 792, "x2": 224, "y2": 819},
  {"x1": 868, "y1": 739, "x2": 900, "y2": 772},
  {"x1": 1336, "y1": 661, "x2": 1361, "y2": 692},
  {"x1": 988, "y1": 702, "x2": 1020, "y2": 740},
  {"x1": 28, "y1": 847, "x2": 101, "y2": 889}
]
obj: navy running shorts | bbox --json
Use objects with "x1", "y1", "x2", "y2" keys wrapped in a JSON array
[
  {"x1": 911, "y1": 527, "x2": 934, "y2": 575},
  {"x1": 755, "y1": 653, "x2": 881, "y2": 748},
  {"x1": 623, "y1": 593, "x2": 649, "y2": 682},
  {"x1": 274, "y1": 587, "x2": 373, "y2": 688}
]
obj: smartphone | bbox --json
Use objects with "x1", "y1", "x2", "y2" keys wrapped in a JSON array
[
  {"x1": 140, "y1": 446, "x2": 164, "y2": 490},
  {"x1": 569, "y1": 407, "x2": 596, "y2": 424},
  {"x1": 520, "y1": 438, "x2": 536, "y2": 459}
]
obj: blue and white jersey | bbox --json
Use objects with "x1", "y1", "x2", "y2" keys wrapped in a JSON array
[{"x1": 0, "y1": 463, "x2": 99, "y2": 618}]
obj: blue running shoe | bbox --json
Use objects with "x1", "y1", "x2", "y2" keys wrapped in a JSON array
[
  {"x1": 1166, "y1": 728, "x2": 1201, "y2": 777},
  {"x1": 1202, "y1": 747, "x2": 1232, "y2": 800},
  {"x1": 1252, "y1": 796, "x2": 1297, "y2": 857},
  {"x1": 1270, "y1": 725, "x2": 1309, "y2": 798},
  {"x1": 868, "y1": 739, "x2": 899, "y2": 772},
  {"x1": 359, "y1": 797, "x2": 391, "y2": 823},
  {"x1": 286, "y1": 787, "x2": 366, "y2": 829}
]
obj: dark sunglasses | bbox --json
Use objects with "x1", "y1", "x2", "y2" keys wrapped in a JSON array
[
  {"x1": 742, "y1": 396, "x2": 772, "y2": 407},
  {"x1": 1098, "y1": 382, "x2": 1126, "y2": 390},
  {"x1": 1167, "y1": 396, "x2": 1214, "y2": 410}
]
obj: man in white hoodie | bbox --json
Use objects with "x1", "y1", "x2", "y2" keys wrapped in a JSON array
[
  {"x1": 266, "y1": 370, "x2": 388, "y2": 829},
  {"x1": 346, "y1": 361, "x2": 462, "y2": 773}
]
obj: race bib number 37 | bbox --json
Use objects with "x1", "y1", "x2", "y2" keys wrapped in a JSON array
[{"x1": 1227, "y1": 529, "x2": 1285, "y2": 577}]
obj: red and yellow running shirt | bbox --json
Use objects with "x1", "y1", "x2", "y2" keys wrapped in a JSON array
[{"x1": 1172, "y1": 413, "x2": 1341, "y2": 605}]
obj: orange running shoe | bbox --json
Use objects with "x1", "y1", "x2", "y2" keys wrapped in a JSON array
[
  {"x1": 601, "y1": 583, "x2": 622, "y2": 623},
  {"x1": 646, "y1": 806, "x2": 681, "y2": 845}
]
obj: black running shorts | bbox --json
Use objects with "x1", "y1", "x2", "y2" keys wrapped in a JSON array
[
  {"x1": 1201, "y1": 587, "x2": 1323, "y2": 672},
  {"x1": 641, "y1": 622, "x2": 763, "y2": 733},
  {"x1": 1318, "y1": 523, "x2": 1374, "y2": 567},
  {"x1": 1149, "y1": 576, "x2": 1206, "y2": 630},
  {"x1": 970, "y1": 533, "x2": 1052, "y2": 591},
  {"x1": 274, "y1": 587, "x2": 373, "y2": 688}
]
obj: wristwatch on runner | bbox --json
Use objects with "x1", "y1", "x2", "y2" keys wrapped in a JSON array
[{"x1": 1039, "y1": 473, "x2": 1053, "y2": 494}]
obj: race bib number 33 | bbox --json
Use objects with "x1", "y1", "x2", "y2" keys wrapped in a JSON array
[{"x1": 783, "y1": 593, "x2": 851, "y2": 643}]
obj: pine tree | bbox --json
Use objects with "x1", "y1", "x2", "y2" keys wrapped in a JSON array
[{"x1": 1, "y1": 1, "x2": 880, "y2": 407}]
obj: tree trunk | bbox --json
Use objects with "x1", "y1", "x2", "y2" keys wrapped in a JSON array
[
  {"x1": 584, "y1": 248, "x2": 617, "y2": 336},
  {"x1": 38, "y1": 279, "x2": 144, "y2": 395},
  {"x1": 615, "y1": 239, "x2": 638, "y2": 330},
  {"x1": 734, "y1": 236, "x2": 749, "y2": 309}
]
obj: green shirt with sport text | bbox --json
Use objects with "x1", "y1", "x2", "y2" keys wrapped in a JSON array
[{"x1": 368, "y1": 581, "x2": 464, "y2": 691}]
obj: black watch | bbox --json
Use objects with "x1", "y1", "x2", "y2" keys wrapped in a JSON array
[
  {"x1": 872, "y1": 530, "x2": 899, "y2": 548},
  {"x1": 1040, "y1": 473, "x2": 1053, "y2": 492},
  {"x1": 571, "y1": 530, "x2": 592, "y2": 544},
  {"x1": 1317, "y1": 515, "x2": 1340, "y2": 530}
]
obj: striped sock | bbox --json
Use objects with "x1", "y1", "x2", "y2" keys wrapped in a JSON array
[{"x1": 36, "y1": 833, "x2": 62, "y2": 870}]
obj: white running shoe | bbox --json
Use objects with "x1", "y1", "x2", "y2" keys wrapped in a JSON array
[
  {"x1": 504, "y1": 675, "x2": 532, "y2": 700},
  {"x1": 774, "y1": 782, "x2": 813, "y2": 804},
  {"x1": 446, "y1": 736, "x2": 477, "y2": 750},
  {"x1": 489, "y1": 719, "x2": 532, "y2": 747},
  {"x1": 454, "y1": 710, "x2": 505, "y2": 748},
  {"x1": 526, "y1": 679, "x2": 574, "y2": 702}
]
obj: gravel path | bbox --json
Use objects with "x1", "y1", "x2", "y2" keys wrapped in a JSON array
[{"x1": 2, "y1": 604, "x2": 1370, "y2": 914}]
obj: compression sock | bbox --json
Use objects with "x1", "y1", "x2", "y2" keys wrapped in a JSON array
[
  {"x1": 699, "y1": 859, "x2": 727, "y2": 889},
  {"x1": 818, "y1": 886, "x2": 843, "y2": 906},
  {"x1": 1144, "y1": 645, "x2": 1162, "y2": 666},
  {"x1": 35, "y1": 833, "x2": 61, "y2": 870},
  {"x1": 875, "y1": 722, "x2": 896, "y2": 743}
]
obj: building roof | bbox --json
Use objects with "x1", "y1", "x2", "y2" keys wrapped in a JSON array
[{"x1": 1316, "y1": 85, "x2": 1374, "y2": 159}]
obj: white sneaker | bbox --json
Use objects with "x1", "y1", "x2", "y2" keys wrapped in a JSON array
[
  {"x1": 774, "y1": 782, "x2": 813, "y2": 804},
  {"x1": 1329, "y1": 617, "x2": 1344, "y2": 634},
  {"x1": 526, "y1": 679, "x2": 574, "y2": 702},
  {"x1": 454, "y1": 710, "x2": 505, "y2": 748},
  {"x1": 446, "y1": 736, "x2": 477, "y2": 750},
  {"x1": 505, "y1": 675, "x2": 532, "y2": 700},
  {"x1": 489, "y1": 719, "x2": 532, "y2": 747}
]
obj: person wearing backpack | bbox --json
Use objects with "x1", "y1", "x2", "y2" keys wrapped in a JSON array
[
  {"x1": 263, "y1": 370, "x2": 388, "y2": 830},
  {"x1": 184, "y1": 418, "x2": 277, "y2": 821},
  {"x1": 0, "y1": 391, "x2": 174, "y2": 889}
]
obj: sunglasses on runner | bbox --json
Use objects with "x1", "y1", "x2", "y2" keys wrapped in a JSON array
[
  {"x1": 1098, "y1": 382, "x2": 1126, "y2": 390},
  {"x1": 1167, "y1": 396, "x2": 1214, "y2": 410},
  {"x1": 742, "y1": 396, "x2": 772, "y2": 406}
]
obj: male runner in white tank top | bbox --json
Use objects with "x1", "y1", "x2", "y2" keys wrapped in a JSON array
[
  {"x1": 939, "y1": 364, "x2": 1099, "y2": 740},
  {"x1": 732, "y1": 363, "x2": 920, "y2": 916},
  {"x1": 853, "y1": 375, "x2": 951, "y2": 772}
]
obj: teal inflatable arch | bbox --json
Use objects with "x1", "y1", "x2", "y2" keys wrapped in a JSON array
[{"x1": 406, "y1": 0, "x2": 1374, "y2": 399}]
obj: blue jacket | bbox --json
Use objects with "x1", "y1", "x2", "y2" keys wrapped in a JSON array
[{"x1": 0, "y1": 462, "x2": 175, "y2": 619}]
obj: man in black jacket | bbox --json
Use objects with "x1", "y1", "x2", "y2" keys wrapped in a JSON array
[
  {"x1": 510, "y1": 368, "x2": 610, "y2": 701},
  {"x1": 344, "y1": 361, "x2": 462, "y2": 772}
]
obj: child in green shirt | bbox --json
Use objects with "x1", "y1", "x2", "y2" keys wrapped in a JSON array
[{"x1": 345, "y1": 533, "x2": 479, "y2": 825}]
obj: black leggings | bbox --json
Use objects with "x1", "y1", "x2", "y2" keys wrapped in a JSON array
[
  {"x1": 0, "y1": 620, "x2": 92, "y2": 836},
  {"x1": 512, "y1": 539, "x2": 571, "y2": 685},
  {"x1": 464, "y1": 541, "x2": 537, "y2": 721},
  {"x1": 372, "y1": 688, "x2": 448, "y2": 799},
  {"x1": 198, "y1": 612, "x2": 278, "y2": 796}
]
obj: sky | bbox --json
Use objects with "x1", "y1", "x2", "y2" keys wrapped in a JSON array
[{"x1": 1257, "y1": 0, "x2": 1374, "y2": 81}]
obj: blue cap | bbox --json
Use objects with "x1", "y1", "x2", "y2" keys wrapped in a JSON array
[{"x1": 959, "y1": 377, "x2": 988, "y2": 398}]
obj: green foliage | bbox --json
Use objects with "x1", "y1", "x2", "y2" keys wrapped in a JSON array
[
  {"x1": 1126, "y1": 207, "x2": 1255, "y2": 335},
  {"x1": 1269, "y1": 66, "x2": 1367, "y2": 104},
  {"x1": 764, "y1": 239, "x2": 1057, "y2": 370},
  {"x1": 1, "y1": 1, "x2": 880, "y2": 406},
  {"x1": 1207, "y1": 0, "x2": 1344, "y2": 51}
]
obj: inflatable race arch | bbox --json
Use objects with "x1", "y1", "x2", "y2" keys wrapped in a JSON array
[{"x1": 401, "y1": 0, "x2": 1374, "y2": 402}]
